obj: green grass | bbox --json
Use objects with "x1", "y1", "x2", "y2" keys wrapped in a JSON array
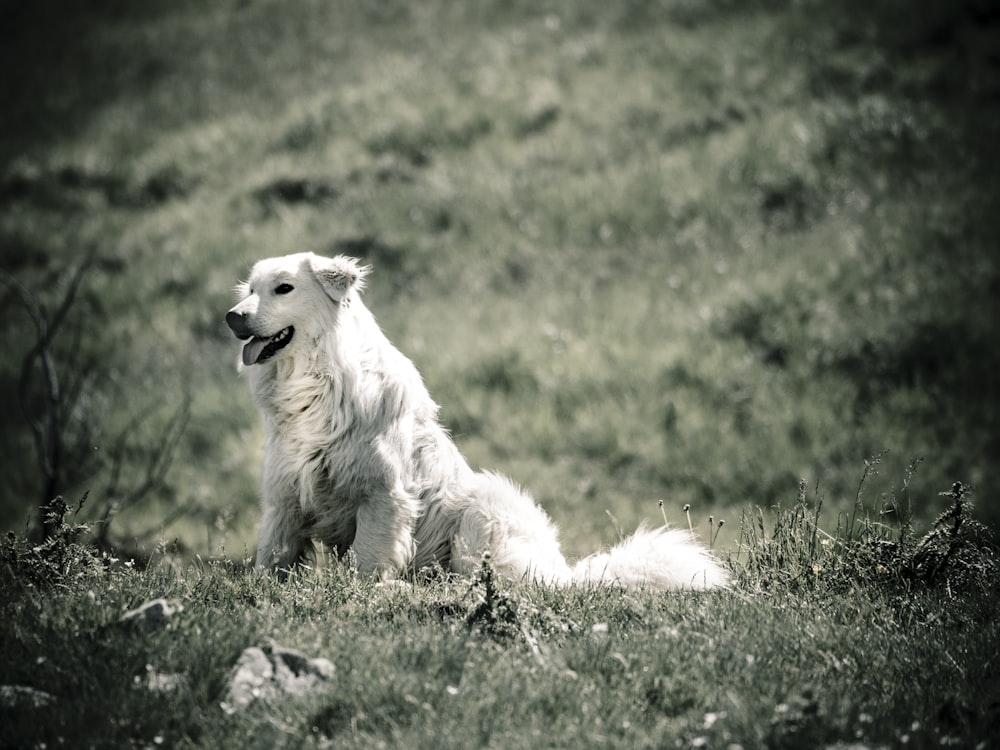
[{"x1": 1, "y1": 487, "x2": 996, "y2": 748}]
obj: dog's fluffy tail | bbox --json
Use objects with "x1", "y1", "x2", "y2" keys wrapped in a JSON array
[
  {"x1": 456, "y1": 472, "x2": 730, "y2": 591},
  {"x1": 570, "y1": 524, "x2": 731, "y2": 590}
]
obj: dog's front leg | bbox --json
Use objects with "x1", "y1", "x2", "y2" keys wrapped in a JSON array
[
  {"x1": 254, "y1": 499, "x2": 306, "y2": 576},
  {"x1": 352, "y1": 492, "x2": 417, "y2": 579}
]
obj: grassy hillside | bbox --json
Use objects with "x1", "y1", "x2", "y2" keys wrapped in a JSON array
[
  {"x1": 1, "y1": 4, "x2": 998, "y2": 746},
  {"x1": 1, "y1": 0, "x2": 997, "y2": 562}
]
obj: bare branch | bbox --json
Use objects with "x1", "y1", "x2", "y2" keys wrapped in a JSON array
[
  {"x1": 94, "y1": 392, "x2": 192, "y2": 548},
  {"x1": 0, "y1": 271, "x2": 63, "y2": 533},
  {"x1": 32, "y1": 247, "x2": 97, "y2": 354},
  {"x1": 3, "y1": 253, "x2": 191, "y2": 546}
]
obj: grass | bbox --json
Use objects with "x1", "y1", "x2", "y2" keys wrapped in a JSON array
[
  {"x1": 1, "y1": 484, "x2": 996, "y2": 749},
  {"x1": 1, "y1": 1, "x2": 998, "y2": 744}
]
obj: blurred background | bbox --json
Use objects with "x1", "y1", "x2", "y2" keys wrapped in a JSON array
[{"x1": 1, "y1": 0, "x2": 997, "y2": 562}]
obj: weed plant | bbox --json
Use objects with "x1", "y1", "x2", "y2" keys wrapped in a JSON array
[{"x1": 737, "y1": 458, "x2": 996, "y2": 597}]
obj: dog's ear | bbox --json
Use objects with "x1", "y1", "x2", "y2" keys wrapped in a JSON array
[{"x1": 307, "y1": 254, "x2": 370, "y2": 302}]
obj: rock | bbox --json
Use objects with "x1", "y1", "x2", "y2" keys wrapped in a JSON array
[
  {"x1": 136, "y1": 668, "x2": 188, "y2": 693},
  {"x1": 222, "y1": 647, "x2": 273, "y2": 712},
  {"x1": 0, "y1": 684, "x2": 55, "y2": 709},
  {"x1": 221, "y1": 644, "x2": 335, "y2": 714},
  {"x1": 120, "y1": 598, "x2": 182, "y2": 628}
]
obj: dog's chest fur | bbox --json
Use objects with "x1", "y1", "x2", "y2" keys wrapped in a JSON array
[
  {"x1": 250, "y1": 336, "x2": 433, "y2": 550},
  {"x1": 253, "y1": 361, "x2": 368, "y2": 528}
]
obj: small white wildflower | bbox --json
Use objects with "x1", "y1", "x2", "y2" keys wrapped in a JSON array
[{"x1": 703, "y1": 712, "x2": 722, "y2": 729}]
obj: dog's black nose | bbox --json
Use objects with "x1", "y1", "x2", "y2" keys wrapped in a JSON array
[{"x1": 226, "y1": 311, "x2": 253, "y2": 340}]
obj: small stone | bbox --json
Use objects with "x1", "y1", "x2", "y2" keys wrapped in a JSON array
[
  {"x1": 120, "y1": 598, "x2": 182, "y2": 628},
  {"x1": 0, "y1": 684, "x2": 55, "y2": 709},
  {"x1": 221, "y1": 644, "x2": 335, "y2": 714},
  {"x1": 140, "y1": 670, "x2": 188, "y2": 693},
  {"x1": 222, "y1": 647, "x2": 273, "y2": 713}
]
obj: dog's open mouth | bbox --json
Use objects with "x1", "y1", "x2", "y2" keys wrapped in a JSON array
[{"x1": 242, "y1": 327, "x2": 294, "y2": 366}]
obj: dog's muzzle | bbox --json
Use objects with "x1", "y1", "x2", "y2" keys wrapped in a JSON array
[{"x1": 226, "y1": 310, "x2": 295, "y2": 366}]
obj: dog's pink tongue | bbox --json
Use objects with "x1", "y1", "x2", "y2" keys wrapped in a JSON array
[{"x1": 242, "y1": 337, "x2": 269, "y2": 366}]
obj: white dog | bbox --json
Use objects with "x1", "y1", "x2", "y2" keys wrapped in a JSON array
[{"x1": 227, "y1": 252, "x2": 729, "y2": 589}]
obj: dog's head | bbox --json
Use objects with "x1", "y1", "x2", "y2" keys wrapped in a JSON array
[{"x1": 226, "y1": 252, "x2": 369, "y2": 366}]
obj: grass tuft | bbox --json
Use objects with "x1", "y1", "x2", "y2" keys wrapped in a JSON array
[{"x1": 736, "y1": 464, "x2": 997, "y2": 596}]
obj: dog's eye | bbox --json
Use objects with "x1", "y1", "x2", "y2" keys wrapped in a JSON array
[{"x1": 275, "y1": 283, "x2": 294, "y2": 295}]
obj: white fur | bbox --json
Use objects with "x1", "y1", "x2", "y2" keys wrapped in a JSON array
[{"x1": 228, "y1": 252, "x2": 729, "y2": 589}]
